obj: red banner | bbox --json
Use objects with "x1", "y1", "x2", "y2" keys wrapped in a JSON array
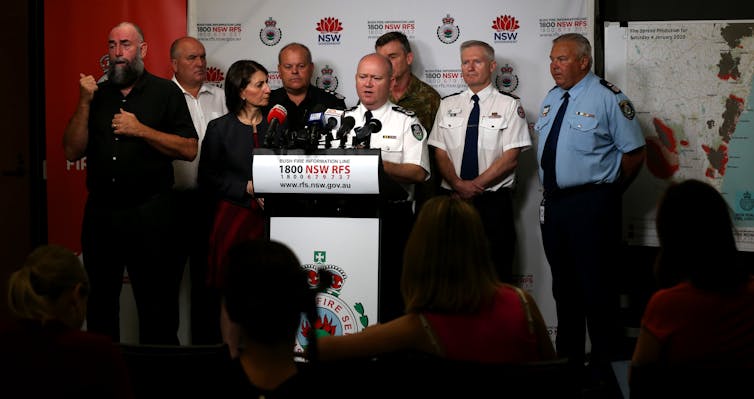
[{"x1": 45, "y1": 1, "x2": 187, "y2": 253}]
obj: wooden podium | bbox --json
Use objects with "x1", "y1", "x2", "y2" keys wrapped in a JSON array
[{"x1": 252, "y1": 147, "x2": 383, "y2": 351}]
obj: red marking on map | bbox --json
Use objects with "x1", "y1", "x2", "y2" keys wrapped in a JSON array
[
  {"x1": 701, "y1": 143, "x2": 729, "y2": 177},
  {"x1": 646, "y1": 117, "x2": 680, "y2": 179}
]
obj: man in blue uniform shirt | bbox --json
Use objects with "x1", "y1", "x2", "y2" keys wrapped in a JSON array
[{"x1": 534, "y1": 33, "x2": 645, "y2": 391}]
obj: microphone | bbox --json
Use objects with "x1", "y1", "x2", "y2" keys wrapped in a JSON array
[
  {"x1": 323, "y1": 108, "x2": 344, "y2": 132},
  {"x1": 336, "y1": 116, "x2": 356, "y2": 148},
  {"x1": 354, "y1": 118, "x2": 382, "y2": 140},
  {"x1": 264, "y1": 104, "x2": 287, "y2": 147},
  {"x1": 335, "y1": 116, "x2": 356, "y2": 140}
]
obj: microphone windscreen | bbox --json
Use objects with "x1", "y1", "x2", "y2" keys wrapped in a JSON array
[{"x1": 267, "y1": 104, "x2": 288, "y2": 124}]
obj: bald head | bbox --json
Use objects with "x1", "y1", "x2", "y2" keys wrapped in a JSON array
[
  {"x1": 355, "y1": 53, "x2": 394, "y2": 110},
  {"x1": 170, "y1": 36, "x2": 207, "y2": 92}
]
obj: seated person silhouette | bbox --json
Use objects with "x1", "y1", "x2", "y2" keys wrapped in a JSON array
[
  {"x1": 318, "y1": 196, "x2": 555, "y2": 363},
  {"x1": 0, "y1": 245, "x2": 132, "y2": 398},
  {"x1": 219, "y1": 239, "x2": 323, "y2": 397},
  {"x1": 630, "y1": 179, "x2": 754, "y2": 396}
]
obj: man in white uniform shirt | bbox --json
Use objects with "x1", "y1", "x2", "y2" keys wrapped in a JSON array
[
  {"x1": 342, "y1": 53, "x2": 430, "y2": 322},
  {"x1": 428, "y1": 40, "x2": 531, "y2": 283},
  {"x1": 170, "y1": 36, "x2": 227, "y2": 344}
]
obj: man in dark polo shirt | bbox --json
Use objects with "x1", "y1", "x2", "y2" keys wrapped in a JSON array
[
  {"x1": 267, "y1": 42, "x2": 346, "y2": 135},
  {"x1": 63, "y1": 21, "x2": 198, "y2": 344}
]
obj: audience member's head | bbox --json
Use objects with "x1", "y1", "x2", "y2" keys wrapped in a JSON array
[
  {"x1": 655, "y1": 179, "x2": 747, "y2": 291},
  {"x1": 401, "y1": 196, "x2": 499, "y2": 313},
  {"x1": 222, "y1": 240, "x2": 313, "y2": 347},
  {"x1": 224, "y1": 59, "x2": 269, "y2": 116},
  {"x1": 7, "y1": 245, "x2": 89, "y2": 329}
]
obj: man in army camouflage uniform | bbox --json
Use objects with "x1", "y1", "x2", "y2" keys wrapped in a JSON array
[{"x1": 376, "y1": 31, "x2": 441, "y2": 212}]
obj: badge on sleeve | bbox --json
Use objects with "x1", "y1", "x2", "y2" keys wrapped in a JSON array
[
  {"x1": 619, "y1": 100, "x2": 636, "y2": 120},
  {"x1": 517, "y1": 105, "x2": 526, "y2": 119},
  {"x1": 411, "y1": 124, "x2": 424, "y2": 140}
]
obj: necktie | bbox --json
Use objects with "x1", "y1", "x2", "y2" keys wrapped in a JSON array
[
  {"x1": 363, "y1": 110, "x2": 373, "y2": 148},
  {"x1": 541, "y1": 92, "x2": 570, "y2": 194},
  {"x1": 460, "y1": 94, "x2": 480, "y2": 180},
  {"x1": 364, "y1": 110, "x2": 373, "y2": 125}
]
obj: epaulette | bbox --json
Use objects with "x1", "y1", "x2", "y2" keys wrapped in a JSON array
[
  {"x1": 600, "y1": 79, "x2": 622, "y2": 94},
  {"x1": 345, "y1": 105, "x2": 359, "y2": 112},
  {"x1": 441, "y1": 91, "x2": 463, "y2": 100},
  {"x1": 392, "y1": 105, "x2": 416, "y2": 116},
  {"x1": 499, "y1": 90, "x2": 520, "y2": 100},
  {"x1": 325, "y1": 88, "x2": 345, "y2": 100},
  {"x1": 547, "y1": 85, "x2": 559, "y2": 93}
]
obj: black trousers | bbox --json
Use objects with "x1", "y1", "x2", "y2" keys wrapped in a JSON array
[
  {"x1": 173, "y1": 189, "x2": 221, "y2": 344},
  {"x1": 82, "y1": 191, "x2": 184, "y2": 344},
  {"x1": 539, "y1": 184, "x2": 622, "y2": 371},
  {"x1": 377, "y1": 201, "x2": 415, "y2": 323},
  {"x1": 441, "y1": 187, "x2": 516, "y2": 283}
]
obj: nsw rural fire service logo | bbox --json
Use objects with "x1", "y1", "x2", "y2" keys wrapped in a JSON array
[
  {"x1": 316, "y1": 65, "x2": 339, "y2": 91},
  {"x1": 295, "y1": 251, "x2": 369, "y2": 352},
  {"x1": 495, "y1": 63, "x2": 519, "y2": 94},
  {"x1": 259, "y1": 17, "x2": 282, "y2": 46},
  {"x1": 436, "y1": 14, "x2": 460, "y2": 44}
]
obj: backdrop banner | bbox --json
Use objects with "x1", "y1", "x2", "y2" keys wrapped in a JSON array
[{"x1": 188, "y1": 0, "x2": 594, "y2": 340}]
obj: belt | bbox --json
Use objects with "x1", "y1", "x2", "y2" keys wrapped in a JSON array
[{"x1": 543, "y1": 183, "x2": 614, "y2": 200}]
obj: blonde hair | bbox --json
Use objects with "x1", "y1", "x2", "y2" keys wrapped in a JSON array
[{"x1": 8, "y1": 245, "x2": 88, "y2": 325}]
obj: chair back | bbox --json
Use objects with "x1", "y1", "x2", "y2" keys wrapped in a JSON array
[{"x1": 118, "y1": 343, "x2": 230, "y2": 398}]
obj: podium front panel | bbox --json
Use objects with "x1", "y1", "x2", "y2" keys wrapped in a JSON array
[{"x1": 270, "y1": 216, "x2": 379, "y2": 353}]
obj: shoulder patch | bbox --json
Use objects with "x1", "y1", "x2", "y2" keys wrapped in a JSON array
[
  {"x1": 393, "y1": 105, "x2": 416, "y2": 117},
  {"x1": 600, "y1": 79, "x2": 622, "y2": 94},
  {"x1": 411, "y1": 124, "x2": 424, "y2": 141},
  {"x1": 499, "y1": 90, "x2": 520, "y2": 100},
  {"x1": 517, "y1": 105, "x2": 526, "y2": 119},
  {"x1": 619, "y1": 100, "x2": 636, "y2": 120},
  {"x1": 441, "y1": 91, "x2": 463, "y2": 100}
]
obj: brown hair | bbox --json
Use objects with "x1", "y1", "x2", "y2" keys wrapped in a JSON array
[{"x1": 401, "y1": 196, "x2": 500, "y2": 313}]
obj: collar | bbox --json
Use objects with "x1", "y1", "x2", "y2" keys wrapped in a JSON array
[
  {"x1": 465, "y1": 83, "x2": 494, "y2": 103},
  {"x1": 171, "y1": 76, "x2": 215, "y2": 97},
  {"x1": 555, "y1": 71, "x2": 595, "y2": 101},
  {"x1": 358, "y1": 101, "x2": 392, "y2": 122}
]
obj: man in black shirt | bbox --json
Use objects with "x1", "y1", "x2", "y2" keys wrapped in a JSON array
[
  {"x1": 267, "y1": 42, "x2": 346, "y2": 135},
  {"x1": 63, "y1": 21, "x2": 198, "y2": 344}
]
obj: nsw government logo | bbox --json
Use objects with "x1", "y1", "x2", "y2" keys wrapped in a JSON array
[
  {"x1": 259, "y1": 17, "x2": 282, "y2": 46},
  {"x1": 295, "y1": 251, "x2": 370, "y2": 353},
  {"x1": 316, "y1": 17, "x2": 343, "y2": 45},
  {"x1": 495, "y1": 63, "x2": 519, "y2": 94},
  {"x1": 315, "y1": 65, "x2": 339, "y2": 91},
  {"x1": 206, "y1": 66, "x2": 225, "y2": 89},
  {"x1": 492, "y1": 14, "x2": 520, "y2": 43},
  {"x1": 436, "y1": 14, "x2": 460, "y2": 44}
]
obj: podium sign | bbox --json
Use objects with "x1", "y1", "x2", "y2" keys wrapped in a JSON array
[
  {"x1": 270, "y1": 217, "x2": 379, "y2": 353},
  {"x1": 252, "y1": 149, "x2": 380, "y2": 195}
]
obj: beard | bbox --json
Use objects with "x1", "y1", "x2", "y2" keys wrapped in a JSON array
[{"x1": 107, "y1": 53, "x2": 145, "y2": 88}]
